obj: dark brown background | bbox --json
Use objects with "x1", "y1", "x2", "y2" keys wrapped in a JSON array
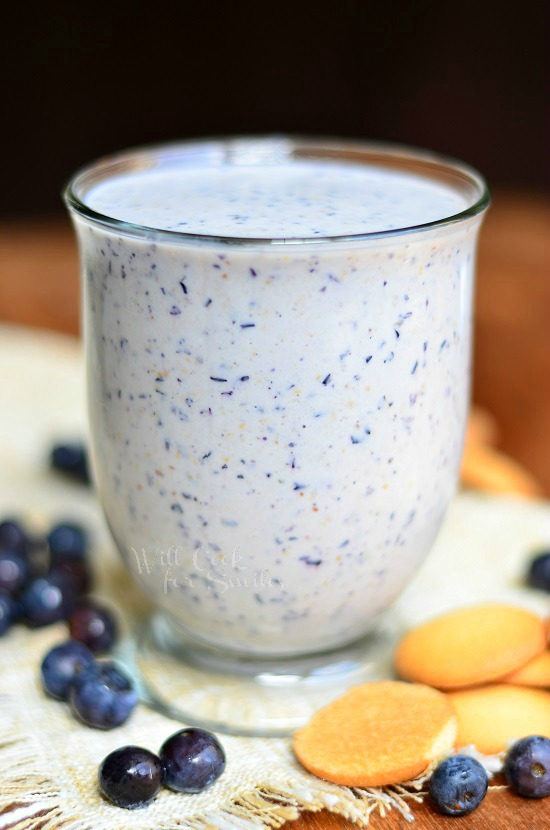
[{"x1": 2, "y1": 0, "x2": 547, "y2": 218}]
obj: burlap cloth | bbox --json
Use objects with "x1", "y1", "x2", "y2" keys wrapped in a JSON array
[{"x1": 0, "y1": 325, "x2": 548, "y2": 830}]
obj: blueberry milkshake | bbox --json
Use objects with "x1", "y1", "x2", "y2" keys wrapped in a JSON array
[{"x1": 66, "y1": 139, "x2": 489, "y2": 657}]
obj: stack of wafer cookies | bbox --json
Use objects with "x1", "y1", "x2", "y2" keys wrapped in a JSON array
[
  {"x1": 294, "y1": 606, "x2": 550, "y2": 786},
  {"x1": 395, "y1": 603, "x2": 550, "y2": 754}
]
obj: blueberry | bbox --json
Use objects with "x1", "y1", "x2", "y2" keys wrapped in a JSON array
[
  {"x1": 48, "y1": 523, "x2": 88, "y2": 561},
  {"x1": 21, "y1": 573, "x2": 76, "y2": 627},
  {"x1": 0, "y1": 519, "x2": 29, "y2": 557},
  {"x1": 51, "y1": 443, "x2": 90, "y2": 485},
  {"x1": 429, "y1": 755, "x2": 488, "y2": 816},
  {"x1": 159, "y1": 728, "x2": 226, "y2": 793},
  {"x1": 0, "y1": 550, "x2": 29, "y2": 594},
  {"x1": 0, "y1": 588, "x2": 17, "y2": 635},
  {"x1": 40, "y1": 640, "x2": 95, "y2": 700},
  {"x1": 527, "y1": 552, "x2": 550, "y2": 592},
  {"x1": 98, "y1": 746, "x2": 161, "y2": 809},
  {"x1": 68, "y1": 600, "x2": 117, "y2": 653},
  {"x1": 504, "y1": 735, "x2": 550, "y2": 798},
  {"x1": 49, "y1": 557, "x2": 92, "y2": 595},
  {"x1": 69, "y1": 661, "x2": 137, "y2": 729}
]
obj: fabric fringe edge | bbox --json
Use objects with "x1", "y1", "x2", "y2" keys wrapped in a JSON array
[
  {"x1": 0, "y1": 770, "x2": 432, "y2": 830},
  {"x1": 1, "y1": 706, "x2": 506, "y2": 830}
]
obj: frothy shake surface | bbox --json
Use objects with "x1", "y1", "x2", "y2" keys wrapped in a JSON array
[{"x1": 84, "y1": 160, "x2": 469, "y2": 238}]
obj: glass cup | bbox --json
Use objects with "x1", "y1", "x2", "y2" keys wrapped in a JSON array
[{"x1": 64, "y1": 137, "x2": 489, "y2": 734}]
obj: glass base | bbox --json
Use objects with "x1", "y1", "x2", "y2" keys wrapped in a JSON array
[{"x1": 117, "y1": 612, "x2": 403, "y2": 737}]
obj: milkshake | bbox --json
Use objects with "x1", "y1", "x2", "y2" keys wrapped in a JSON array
[{"x1": 66, "y1": 138, "x2": 489, "y2": 658}]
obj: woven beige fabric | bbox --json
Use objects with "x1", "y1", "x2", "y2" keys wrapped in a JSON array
[{"x1": 0, "y1": 325, "x2": 548, "y2": 830}]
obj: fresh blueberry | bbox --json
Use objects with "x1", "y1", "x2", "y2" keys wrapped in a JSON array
[
  {"x1": 68, "y1": 600, "x2": 117, "y2": 653},
  {"x1": 51, "y1": 443, "x2": 90, "y2": 485},
  {"x1": 70, "y1": 661, "x2": 137, "y2": 729},
  {"x1": 48, "y1": 523, "x2": 88, "y2": 561},
  {"x1": 159, "y1": 728, "x2": 226, "y2": 793},
  {"x1": 40, "y1": 640, "x2": 95, "y2": 700},
  {"x1": 98, "y1": 746, "x2": 161, "y2": 809},
  {"x1": 21, "y1": 573, "x2": 76, "y2": 627},
  {"x1": 0, "y1": 519, "x2": 29, "y2": 557},
  {"x1": 429, "y1": 755, "x2": 488, "y2": 816},
  {"x1": 0, "y1": 550, "x2": 29, "y2": 594},
  {"x1": 527, "y1": 552, "x2": 550, "y2": 592},
  {"x1": 504, "y1": 735, "x2": 550, "y2": 798},
  {"x1": 49, "y1": 557, "x2": 92, "y2": 595},
  {"x1": 0, "y1": 588, "x2": 17, "y2": 635}
]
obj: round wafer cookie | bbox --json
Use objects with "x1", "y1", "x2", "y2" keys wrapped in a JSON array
[
  {"x1": 395, "y1": 603, "x2": 546, "y2": 689},
  {"x1": 293, "y1": 681, "x2": 457, "y2": 787},
  {"x1": 448, "y1": 684, "x2": 550, "y2": 754}
]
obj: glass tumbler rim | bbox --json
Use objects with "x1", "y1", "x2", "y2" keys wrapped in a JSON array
[{"x1": 63, "y1": 135, "x2": 491, "y2": 248}]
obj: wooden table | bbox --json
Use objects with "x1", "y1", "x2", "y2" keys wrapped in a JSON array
[{"x1": 0, "y1": 193, "x2": 549, "y2": 828}]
